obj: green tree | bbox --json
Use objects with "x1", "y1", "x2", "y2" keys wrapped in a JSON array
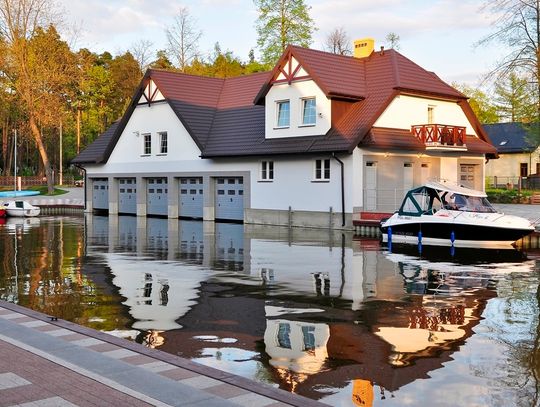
[
  {"x1": 452, "y1": 83, "x2": 499, "y2": 124},
  {"x1": 493, "y1": 72, "x2": 536, "y2": 122},
  {"x1": 254, "y1": 0, "x2": 316, "y2": 65},
  {"x1": 109, "y1": 52, "x2": 142, "y2": 119},
  {"x1": 151, "y1": 50, "x2": 175, "y2": 70},
  {"x1": 208, "y1": 42, "x2": 244, "y2": 78},
  {"x1": 0, "y1": 0, "x2": 78, "y2": 193},
  {"x1": 478, "y1": 0, "x2": 540, "y2": 120}
]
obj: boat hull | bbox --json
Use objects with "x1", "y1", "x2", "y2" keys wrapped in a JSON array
[
  {"x1": 3, "y1": 201, "x2": 40, "y2": 217},
  {"x1": 381, "y1": 213, "x2": 534, "y2": 249},
  {"x1": 6, "y1": 208, "x2": 40, "y2": 217}
]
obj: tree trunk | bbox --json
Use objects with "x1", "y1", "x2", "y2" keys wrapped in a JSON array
[
  {"x1": 1, "y1": 121, "x2": 7, "y2": 174},
  {"x1": 29, "y1": 115, "x2": 54, "y2": 194}
]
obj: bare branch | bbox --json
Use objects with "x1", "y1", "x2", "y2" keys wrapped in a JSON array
[{"x1": 165, "y1": 7, "x2": 202, "y2": 72}]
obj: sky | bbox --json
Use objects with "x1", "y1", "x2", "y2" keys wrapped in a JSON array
[{"x1": 57, "y1": 0, "x2": 505, "y2": 87}]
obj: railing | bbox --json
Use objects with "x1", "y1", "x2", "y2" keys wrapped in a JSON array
[
  {"x1": 0, "y1": 174, "x2": 76, "y2": 187},
  {"x1": 487, "y1": 176, "x2": 540, "y2": 190},
  {"x1": 411, "y1": 124, "x2": 467, "y2": 149},
  {"x1": 361, "y1": 188, "x2": 407, "y2": 213}
]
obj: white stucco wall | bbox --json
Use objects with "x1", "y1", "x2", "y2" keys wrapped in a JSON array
[
  {"x1": 485, "y1": 151, "x2": 540, "y2": 178},
  {"x1": 87, "y1": 100, "x2": 353, "y2": 213},
  {"x1": 108, "y1": 102, "x2": 201, "y2": 163},
  {"x1": 249, "y1": 156, "x2": 352, "y2": 212},
  {"x1": 265, "y1": 80, "x2": 331, "y2": 139},
  {"x1": 374, "y1": 95, "x2": 477, "y2": 136}
]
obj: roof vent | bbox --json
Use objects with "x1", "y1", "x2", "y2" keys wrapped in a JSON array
[{"x1": 353, "y1": 38, "x2": 375, "y2": 59}]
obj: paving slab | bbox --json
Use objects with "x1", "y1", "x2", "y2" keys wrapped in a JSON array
[{"x1": 0, "y1": 300, "x2": 327, "y2": 407}]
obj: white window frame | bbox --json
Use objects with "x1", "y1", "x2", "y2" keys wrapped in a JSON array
[
  {"x1": 300, "y1": 97, "x2": 316, "y2": 126},
  {"x1": 260, "y1": 160, "x2": 274, "y2": 182},
  {"x1": 158, "y1": 131, "x2": 168, "y2": 155},
  {"x1": 427, "y1": 105, "x2": 435, "y2": 124},
  {"x1": 142, "y1": 133, "x2": 151, "y2": 155},
  {"x1": 275, "y1": 100, "x2": 290, "y2": 128},
  {"x1": 313, "y1": 159, "x2": 330, "y2": 181}
]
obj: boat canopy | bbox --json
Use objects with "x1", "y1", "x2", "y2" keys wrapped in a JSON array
[
  {"x1": 398, "y1": 181, "x2": 495, "y2": 216},
  {"x1": 424, "y1": 180, "x2": 487, "y2": 198},
  {"x1": 398, "y1": 186, "x2": 443, "y2": 216}
]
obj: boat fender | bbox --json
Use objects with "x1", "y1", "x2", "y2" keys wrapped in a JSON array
[
  {"x1": 418, "y1": 230, "x2": 422, "y2": 243},
  {"x1": 450, "y1": 230, "x2": 455, "y2": 244}
]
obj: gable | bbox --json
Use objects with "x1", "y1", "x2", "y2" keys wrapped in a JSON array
[
  {"x1": 374, "y1": 95, "x2": 478, "y2": 136},
  {"x1": 274, "y1": 55, "x2": 310, "y2": 83},
  {"x1": 107, "y1": 101, "x2": 201, "y2": 164},
  {"x1": 138, "y1": 79, "x2": 165, "y2": 104}
]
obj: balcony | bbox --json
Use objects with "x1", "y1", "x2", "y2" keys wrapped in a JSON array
[{"x1": 411, "y1": 124, "x2": 467, "y2": 151}]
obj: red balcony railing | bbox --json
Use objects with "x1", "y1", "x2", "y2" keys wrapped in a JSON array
[{"x1": 411, "y1": 124, "x2": 467, "y2": 149}]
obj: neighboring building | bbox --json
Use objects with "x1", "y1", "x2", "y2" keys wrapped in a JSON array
[
  {"x1": 483, "y1": 122, "x2": 540, "y2": 188},
  {"x1": 72, "y1": 39, "x2": 496, "y2": 229}
]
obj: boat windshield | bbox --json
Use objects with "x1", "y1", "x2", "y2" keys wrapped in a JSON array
[{"x1": 444, "y1": 194, "x2": 496, "y2": 213}]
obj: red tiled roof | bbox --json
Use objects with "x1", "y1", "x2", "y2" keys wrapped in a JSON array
[{"x1": 73, "y1": 46, "x2": 493, "y2": 164}]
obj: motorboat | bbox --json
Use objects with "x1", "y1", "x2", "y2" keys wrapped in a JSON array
[
  {"x1": 380, "y1": 180, "x2": 535, "y2": 249},
  {"x1": 3, "y1": 200, "x2": 40, "y2": 217}
]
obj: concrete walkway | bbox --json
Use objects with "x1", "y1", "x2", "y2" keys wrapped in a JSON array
[{"x1": 0, "y1": 301, "x2": 325, "y2": 407}]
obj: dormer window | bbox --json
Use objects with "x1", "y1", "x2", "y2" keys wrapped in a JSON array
[
  {"x1": 276, "y1": 100, "x2": 290, "y2": 128},
  {"x1": 301, "y1": 98, "x2": 316, "y2": 126}
]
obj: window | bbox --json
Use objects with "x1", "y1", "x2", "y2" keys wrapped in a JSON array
[
  {"x1": 520, "y1": 163, "x2": 528, "y2": 177},
  {"x1": 302, "y1": 98, "x2": 316, "y2": 125},
  {"x1": 277, "y1": 323, "x2": 291, "y2": 349},
  {"x1": 143, "y1": 133, "x2": 151, "y2": 155},
  {"x1": 314, "y1": 159, "x2": 330, "y2": 180},
  {"x1": 427, "y1": 105, "x2": 435, "y2": 124},
  {"x1": 159, "y1": 132, "x2": 167, "y2": 154},
  {"x1": 302, "y1": 326, "x2": 316, "y2": 352},
  {"x1": 260, "y1": 161, "x2": 274, "y2": 181},
  {"x1": 276, "y1": 100, "x2": 290, "y2": 127}
]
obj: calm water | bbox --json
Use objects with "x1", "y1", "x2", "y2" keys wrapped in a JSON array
[{"x1": 0, "y1": 215, "x2": 539, "y2": 406}]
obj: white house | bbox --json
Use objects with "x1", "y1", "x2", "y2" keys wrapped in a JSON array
[
  {"x1": 72, "y1": 39, "x2": 496, "y2": 229},
  {"x1": 483, "y1": 122, "x2": 540, "y2": 188}
]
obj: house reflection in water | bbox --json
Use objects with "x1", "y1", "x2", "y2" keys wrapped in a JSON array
[{"x1": 85, "y1": 215, "x2": 527, "y2": 403}]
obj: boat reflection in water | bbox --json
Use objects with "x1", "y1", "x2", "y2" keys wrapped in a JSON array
[{"x1": 81, "y1": 216, "x2": 539, "y2": 405}]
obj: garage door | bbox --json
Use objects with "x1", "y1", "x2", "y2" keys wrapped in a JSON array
[
  {"x1": 215, "y1": 177, "x2": 244, "y2": 221},
  {"x1": 118, "y1": 178, "x2": 137, "y2": 214},
  {"x1": 179, "y1": 177, "x2": 203, "y2": 219},
  {"x1": 92, "y1": 178, "x2": 109, "y2": 211},
  {"x1": 147, "y1": 177, "x2": 168, "y2": 216}
]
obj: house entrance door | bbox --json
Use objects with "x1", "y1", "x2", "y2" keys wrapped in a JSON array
[{"x1": 365, "y1": 162, "x2": 377, "y2": 211}]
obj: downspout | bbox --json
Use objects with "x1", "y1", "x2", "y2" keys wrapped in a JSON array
[
  {"x1": 74, "y1": 164, "x2": 87, "y2": 211},
  {"x1": 332, "y1": 153, "x2": 345, "y2": 227}
]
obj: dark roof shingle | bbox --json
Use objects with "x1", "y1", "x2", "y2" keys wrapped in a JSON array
[
  {"x1": 483, "y1": 122, "x2": 538, "y2": 153},
  {"x1": 73, "y1": 46, "x2": 493, "y2": 164}
]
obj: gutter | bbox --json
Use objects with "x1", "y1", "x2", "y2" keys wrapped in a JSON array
[{"x1": 332, "y1": 153, "x2": 345, "y2": 227}]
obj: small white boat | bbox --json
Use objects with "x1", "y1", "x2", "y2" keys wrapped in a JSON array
[
  {"x1": 380, "y1": 180, "x2": 535, "y2": 249},
  {"x1": 4, "y1": 200, "x2": 40, "y2": 217}
]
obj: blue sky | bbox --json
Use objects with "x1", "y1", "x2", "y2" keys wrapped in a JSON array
[{"x1": 58, "y1": 0, "x2": 504, "y2": 86}]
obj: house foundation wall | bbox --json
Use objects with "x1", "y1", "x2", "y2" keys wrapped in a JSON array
[{"x1": 245, "y1": 208, "x2": 353, "y2": 230}]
